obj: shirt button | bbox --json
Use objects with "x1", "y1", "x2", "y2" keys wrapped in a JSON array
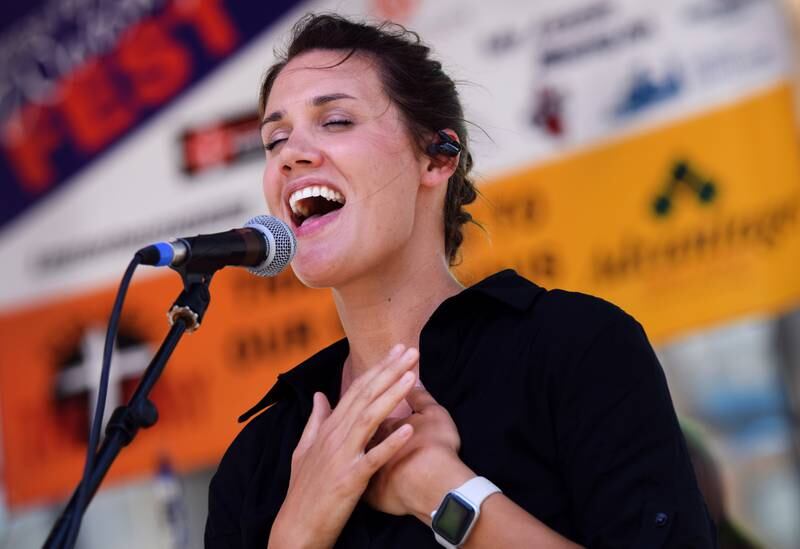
[{"x1": 654, "y1": 512, "x2": 669, "y2": 527}]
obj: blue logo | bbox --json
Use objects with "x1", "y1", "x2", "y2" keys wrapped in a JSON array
[
  {"x1": 614, "y1": 68, "x2": 683, "y2": 118},
  {"x1": 685, "y1": 0, "x2": 763, "y2": 21}
]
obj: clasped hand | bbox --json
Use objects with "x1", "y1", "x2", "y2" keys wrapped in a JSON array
[{"x1": 270, "y1": 345, "x2": 462, "y2": 549}]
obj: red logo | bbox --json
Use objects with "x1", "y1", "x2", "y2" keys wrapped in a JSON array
[
  {"x1": 180, "y1": 113, "x2": 262, "y2": 175},
  {"x1": 531, "y1": 87, "x2": 565, "y2": 137}
]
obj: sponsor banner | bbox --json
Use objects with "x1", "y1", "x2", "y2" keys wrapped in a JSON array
[
  {"x1": 1, "y1": 0, "x2": 799, "y2": 509},
  {"x1": 459, "y1": 0, "x2": 792, "y2": 174},
  {"x1": 0, "y1": 267, "x2": 343, "y2": 506},
  {"x1": 0, "y1": 0, "x2": 793, "y2": 310},
  {"x1": 3, "y1": 84, "x2": 796, "y2": 509},
  {"x1": 0, "y1": 0, "x2": 302, "y2": 229},
  {"x1": 454, "y1": 83, "x2": 800, "y2": 342},
  {"x1": 0, "y1": 0, "x2": 314, "y2": 312}
]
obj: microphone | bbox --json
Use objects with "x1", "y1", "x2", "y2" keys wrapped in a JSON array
[{"x1": 137, "y1": 215, "x2": 297, "y2": 277}]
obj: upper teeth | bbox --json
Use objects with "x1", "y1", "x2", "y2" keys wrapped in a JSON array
[{"x1": 288, "y1": 185, "x2": 345, "y2": 217}]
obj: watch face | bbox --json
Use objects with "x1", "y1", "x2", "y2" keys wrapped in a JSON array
[{"x1": 432, "y1": 493, "x2": 476, "y2": 545}]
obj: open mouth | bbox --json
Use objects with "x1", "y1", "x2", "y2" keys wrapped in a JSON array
[{"x1": 288, "y1": 184, "x2": 346, "y2": 227}]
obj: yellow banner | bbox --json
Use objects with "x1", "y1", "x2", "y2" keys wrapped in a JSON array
[{"x1": 456, "y1": 83, "x2": 800, "y2": 342}]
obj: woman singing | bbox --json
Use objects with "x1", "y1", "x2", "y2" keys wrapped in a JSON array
[{"x1": 205, "y1": 13, "x2": 716, "y2": 549}]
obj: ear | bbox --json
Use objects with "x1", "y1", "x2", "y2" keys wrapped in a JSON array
[{"x1": 420, "y1": 129, "x2": 460, "y2": 189}]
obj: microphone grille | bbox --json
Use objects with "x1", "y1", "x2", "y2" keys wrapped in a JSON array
[{"x1": 244, "y1": 215, "x2": 297, "y2": 277}]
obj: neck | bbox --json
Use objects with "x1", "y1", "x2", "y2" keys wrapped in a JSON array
[{"x1": 333, "y1": 253, "x2": 463, "y2": 380}]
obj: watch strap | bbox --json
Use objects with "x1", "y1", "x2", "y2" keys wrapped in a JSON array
[
  {"x1": 431, "y1": 477, "x2": 501, "y2": 548},
  {"x1": 453, "y1": 476, "x2": 500, "y2": 505}
]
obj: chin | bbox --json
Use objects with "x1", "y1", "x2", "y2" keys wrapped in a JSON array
[
  {"x1": 289, "y1": 247, "x2": 347, "y2": 289},
  {"x1": 291, "y1": 266, "x2": 330, "y2": 289},
  {"x1": 292, "y1": 246, "x2": 392, "y2": 290}
]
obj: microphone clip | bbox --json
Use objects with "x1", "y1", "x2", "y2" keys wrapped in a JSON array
[{"x1": 167, "y1": 261, "x2": 215, "y2": 332}]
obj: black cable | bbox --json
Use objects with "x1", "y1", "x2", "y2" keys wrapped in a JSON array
[{"x1": 63, "y1": 253, "x2": 143, "y2": 548}]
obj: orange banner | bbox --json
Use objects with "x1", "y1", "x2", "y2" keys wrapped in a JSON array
[{"x1": 0, "y1": 268, "x2": 342, "y2": 507}]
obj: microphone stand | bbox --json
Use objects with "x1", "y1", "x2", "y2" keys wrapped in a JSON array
[{"x1": 44, "y1": 267, "x2": 216, "y2": 549}]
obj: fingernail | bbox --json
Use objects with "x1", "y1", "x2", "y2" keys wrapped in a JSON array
[
  {"x1": 400, "y1": 371, "x2": 415, "y2": 385},
  {"x1": 388, "y1": 344, "x2": 405, "y2": 358},
  {"x1": 397, "y1": 424, "x2": 413, "y2": 436},
  {"x1": 402, "y1": 347, "x2": 418, "y2": 361}
]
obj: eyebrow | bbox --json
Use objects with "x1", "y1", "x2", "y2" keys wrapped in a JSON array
[{"x1": 260, "y1": 93, "x2": 357, "y2": 128}]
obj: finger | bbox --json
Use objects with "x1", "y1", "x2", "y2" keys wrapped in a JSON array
[
  {"x1": 345, "y1": 368, "x2": 417, "y2": 450},
  {"x1": 336, "y1": 347, "x2": 419, "y2": 423},
  {"x1": 368, "y1": 419, "x2": 397, "y2": 449},
  {"x1": 335, "y1": 344, "x2": 407, "y2": 410},
  {"x1": 385, "y1": 343, "x2": 406, "y2": 361},
  {"x1": 359, "y1": 424, "x2": 414, "y2": 475},
  {"x1": 405, "y1": 385, "x2": 438, "y2": 413},
  {"x1": 379, "y1": 415, "x2": 410, "y2": 435},
  {"x1": 363, "y1": 347, "x2": 419, "y2": 401},
  {"x1": 295, "y1": 392, "x2": 330, "y2": 455}
]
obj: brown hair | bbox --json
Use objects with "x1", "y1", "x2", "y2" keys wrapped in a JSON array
[{"x1": 258, "y1": 13, "x2": 478, "y2": 264}]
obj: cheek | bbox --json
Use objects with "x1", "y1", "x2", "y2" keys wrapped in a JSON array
[
  {"x1": 367, "y1": 177, "x2": 420, "y2": 248},
  {"x1": 262, "y1": 166, "x2": 282, "y2": 214}
]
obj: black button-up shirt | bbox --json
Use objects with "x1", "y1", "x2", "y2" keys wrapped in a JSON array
[{"x1": 205, "y1": 270, "x2": 717, "y2": 548}]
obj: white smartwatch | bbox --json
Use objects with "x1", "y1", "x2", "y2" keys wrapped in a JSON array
[{"x1": 430, "y1": 476, "x2": 501, "y2": 548}]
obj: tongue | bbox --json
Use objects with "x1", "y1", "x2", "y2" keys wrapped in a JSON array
[{"x1": 300, "y1": 214, "x2": 322, "y2": 226}]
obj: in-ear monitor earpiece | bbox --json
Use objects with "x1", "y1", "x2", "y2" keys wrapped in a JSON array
[{"x1": 426, "y1": 130, "x2": 462, "y2": 157}]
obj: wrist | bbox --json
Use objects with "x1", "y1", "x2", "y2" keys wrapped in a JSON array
[
  {"x1": 270, "y1": 508, "x2": 325, "y2": 549},
  {"x1": 408, "y1": 450, "x2": 474, "y2": 524}
]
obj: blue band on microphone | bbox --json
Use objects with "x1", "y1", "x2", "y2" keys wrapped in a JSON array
[{"x1": 152, "y1": 242, "x2": 174, "y2": 266}]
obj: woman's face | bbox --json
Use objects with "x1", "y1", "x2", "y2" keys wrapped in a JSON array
[{"x1": 261, "y1": 49, "x2": 431, "y2": 288}]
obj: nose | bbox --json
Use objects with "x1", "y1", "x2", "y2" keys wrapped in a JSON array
[{"x1": 279, "y1": 132, "x2": 323, "y2": 174}]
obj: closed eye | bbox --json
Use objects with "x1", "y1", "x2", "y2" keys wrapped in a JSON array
[
  {"x1": 324, "y1": 119, "x2": 352, "y2": 128},
  {"x1": 265, "y1": 138, "x2": 286, "y2": 152},
  {"x1": 265, "y1": 120, "x2": 353, "y2": 152}
]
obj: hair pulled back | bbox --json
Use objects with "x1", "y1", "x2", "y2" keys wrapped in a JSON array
[{"x1": 258, "y1": 13, "x2": 478, "y2": 265}]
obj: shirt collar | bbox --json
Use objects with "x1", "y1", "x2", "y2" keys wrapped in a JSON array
[
  {"x1": 238, "y1": 270, "x2": 543, "y2": 422},
  {"x1": 238, "y1": 339, "x2": 348, "y2": 422},
  {"x1": 459, "y1": 269, "x2": 544, "y2": 311}
]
